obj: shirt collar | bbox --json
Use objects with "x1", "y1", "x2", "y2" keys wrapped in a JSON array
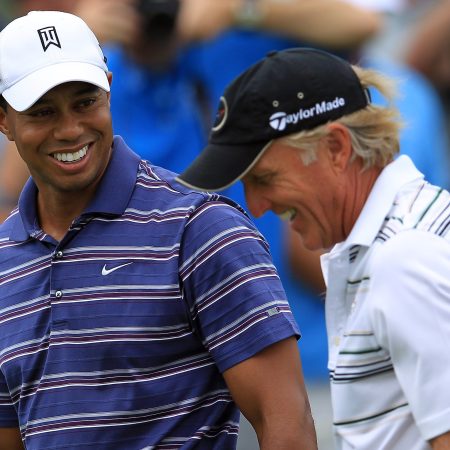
[
  {"x1": 10, "y1": 136, "x2": 141, "y2": 242},
  {"x1": 321, "y1": 155, "x2": 423, "y2": 285},
  {"x1": 343, "y1": 155, "x2": 423, "y2": 248}
]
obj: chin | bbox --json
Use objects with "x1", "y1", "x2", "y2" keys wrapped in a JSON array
[
  {"x1": 305, "y1": 241, "x2": 326, "y2": 252},
  {"x1": 291, "y1": 225, "x2": 322, "y2": 251},
  {"x1": 298, "y1": 234, "x2": 323, "y2": 252}
]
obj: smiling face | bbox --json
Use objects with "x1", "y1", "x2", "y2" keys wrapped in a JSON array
[
  {"x1": 242, "y1": 134, "x2": 351, "y2": 251},
  {"x1": 0, "y1": 77, "x2": 113, "y2": 205}
]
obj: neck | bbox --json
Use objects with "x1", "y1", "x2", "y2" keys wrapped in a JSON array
[
  {"x1": 36, "y1": 187, "x2": 95, "y2": 242},
  {"x1": 341, "y1": 161, "x2": 382, "y2": 240}
]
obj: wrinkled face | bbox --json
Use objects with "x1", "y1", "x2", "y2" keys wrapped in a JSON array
[
  {"x1": 0, "y1": 79, "x2": 113, "y2": 200},
  {"x1": 242, "y1": 139, "x2": 347, "y2": 251}
]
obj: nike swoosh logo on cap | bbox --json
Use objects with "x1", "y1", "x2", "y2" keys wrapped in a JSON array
[{"x1": 101, "y1": 262, "x2": 133, "y2": 276}]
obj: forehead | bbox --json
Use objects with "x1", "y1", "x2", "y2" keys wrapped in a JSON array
[
  {"x1": 26, "y1": 83, "x2": 102, "y2": 110},
  {"x1": 246, "y1": 140, "x2": 296, "y2": 175},
  {"x1": 40, "y1": 82, "x2": 100, "y2": 99}
]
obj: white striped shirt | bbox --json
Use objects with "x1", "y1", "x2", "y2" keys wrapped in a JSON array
[{"x1": 322, "y1": 155, "x2": 450, "y2": 449}]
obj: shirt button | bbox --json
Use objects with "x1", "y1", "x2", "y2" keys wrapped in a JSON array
[
  {"x1": 55, "y1": 251, "x2": 63, "y2": 259},
  {"x1": 55, "y1": 290, "x2": 63, "y2": 298}
]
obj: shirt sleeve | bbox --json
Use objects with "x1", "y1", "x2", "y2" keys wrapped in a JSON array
[
  {"x1": 368, "y1": 229, "x2": 450, "y2": 440},
  {"x1": 179, "y1": 198, "x2": 300, "y2": 373}
]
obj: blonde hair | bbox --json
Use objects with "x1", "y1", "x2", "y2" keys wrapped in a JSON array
[{"x1": 280, "y1": 65, "x2": 403, "y2": 169}]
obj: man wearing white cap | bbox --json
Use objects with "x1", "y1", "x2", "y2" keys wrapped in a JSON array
[{"x1": 0, "y1": 11, "x2": 317, "y2": 450}]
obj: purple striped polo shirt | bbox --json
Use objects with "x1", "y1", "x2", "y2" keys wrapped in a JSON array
[{"x1": 0, "y1": 136, "x2": 299, "y2": 449}]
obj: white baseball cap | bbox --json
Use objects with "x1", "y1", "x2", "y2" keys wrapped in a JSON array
[{"x1": 0, "y1": 10, "x2": 110, "y2": 112}]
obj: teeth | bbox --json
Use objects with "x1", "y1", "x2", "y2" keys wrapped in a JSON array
[
  {"x1": 278, "y1": 208, "x2": 297, "y2": 221},
  {"x1": 53, "y1": 145, "x2": 88, "y2": 163}
]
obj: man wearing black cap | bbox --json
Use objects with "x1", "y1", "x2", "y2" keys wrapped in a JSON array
[{"x1": 177, "y1": 48, "x2": 450, "y2": 449}]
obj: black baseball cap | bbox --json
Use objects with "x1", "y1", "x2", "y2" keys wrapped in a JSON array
[{"x1": 176, "y1": 47, "x2": 370, "y2": 191}]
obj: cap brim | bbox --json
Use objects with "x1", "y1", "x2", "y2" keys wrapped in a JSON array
[
  {"x1": 176, "y1": 140, "x2": 272, "y2": 192},
  {"x1": 3, "y1": 61, "x2": 110, "y2": 112}
]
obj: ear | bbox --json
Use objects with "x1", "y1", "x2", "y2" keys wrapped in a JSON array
[
  {"x1": 106, "y1": 72, "x2": 113, "y2": 102},
  {"x1": 0, "y1": 106, "x2": 14, "y2": 141},
  {"x1": 323, "y1": 123, "x2": 352, "y2": 173}
]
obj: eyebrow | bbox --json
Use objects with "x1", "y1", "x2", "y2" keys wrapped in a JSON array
[
  {"x1": 244, "y1": 171, "x2": 275, "y2": 184},
  {"x1": 250, "y1": 170, "x2": 274, "y2": 179}
]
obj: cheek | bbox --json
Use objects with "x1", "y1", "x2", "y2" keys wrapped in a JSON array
[
  {"x1": 14, "y1": 129, "x2": 48, "y2": 161},
  {"x1": 94, "y1": 108, "x2": 113, "y2": 135},
  {"x1": 19, "y1": 125, "x2": 47, "y2": 143},
  {"x1": 294, "y1": 184, "x2": 334, "y2": 226}
]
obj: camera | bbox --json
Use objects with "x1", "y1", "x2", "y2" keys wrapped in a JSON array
[{"x1": 137, "y1": 0, "x2": 181, "y2": 42}]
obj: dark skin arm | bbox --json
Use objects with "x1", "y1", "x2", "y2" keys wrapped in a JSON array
[
  {"x1": 223, "y1": 337, "x2": 317, "y2": 449},
  {"x1": 431, "y1": 431, "x2": 450, "y2": 450},
  {"x1": 0, "y1": 427, "x2": 24, "y2": 450}
]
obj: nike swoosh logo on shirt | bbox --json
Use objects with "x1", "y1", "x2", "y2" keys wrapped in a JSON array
[{"x1": 101, "y1": 262, "x2": 133, "y2": 276}]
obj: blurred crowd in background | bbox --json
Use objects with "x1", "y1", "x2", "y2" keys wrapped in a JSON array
[{"x1": 1, "y1": 1, "x2": 450, "y2": 448}]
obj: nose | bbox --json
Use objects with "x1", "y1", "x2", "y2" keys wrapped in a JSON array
[
  {"x1": 53, "y1": 111, "x2": 83, "y2": 141},
  {"x1": 244, "y1": 183, "x2": 271, "y2": 218}
]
